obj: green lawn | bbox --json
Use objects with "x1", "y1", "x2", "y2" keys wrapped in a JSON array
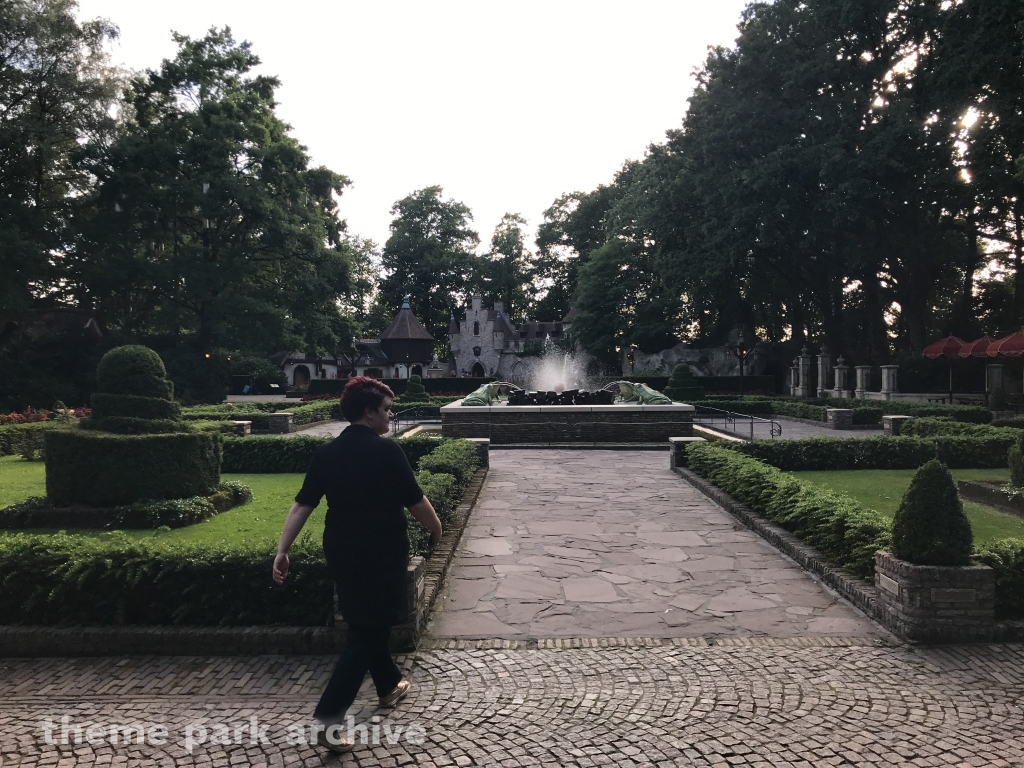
[
  {"x1": 0, "y1": 456, "x2": 324, "y2": 545},
  {"x1": 792, "y1": 468, "x2": 1024, "y2": 546}
]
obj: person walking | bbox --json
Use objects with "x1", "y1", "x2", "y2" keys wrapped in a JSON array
[{"x1": 273, "y1": 376, "x2": 443, "y2": 753}]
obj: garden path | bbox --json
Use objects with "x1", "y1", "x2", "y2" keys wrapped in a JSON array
[{"x1": 429, "y1": 449, "x2": 888, "y2": 640}]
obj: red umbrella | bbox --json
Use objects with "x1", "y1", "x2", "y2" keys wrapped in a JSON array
[
  {"x1": 923, "y1": 335, "x2": 966, "y2": 404},
  {"x1": 923, "y1": 335, "x2": 967, "y2": 359},
  {"x1": 958, "y1": 335, "x2": 996, "y2": 358},
  {"x1": 988, "y1": 330, "x2": 1024, "y2": 358}
]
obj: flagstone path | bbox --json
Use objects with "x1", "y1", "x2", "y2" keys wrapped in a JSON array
[{"x1": 429, "y1": 449, "x2": 887, "y2": 641}]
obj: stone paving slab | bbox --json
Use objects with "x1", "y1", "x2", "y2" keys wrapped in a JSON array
[
  {"x1": 430, "y1": 450, "x2": 888, "y2": 640},
  {"x1": 1, "y1": 643, "x2": 1022, "y2": 766}
]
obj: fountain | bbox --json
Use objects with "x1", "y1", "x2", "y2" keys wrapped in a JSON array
[{"x1": 440, "y1": 340, "x2": 695, "y2": 444}]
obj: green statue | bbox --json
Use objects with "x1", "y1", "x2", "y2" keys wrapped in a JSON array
[
  {"x1": 461, "y1": 381, "x2": 516, "y2": 406},
  {"x1": 607, "y1": 381, "x2": 674, "y2": 405}
]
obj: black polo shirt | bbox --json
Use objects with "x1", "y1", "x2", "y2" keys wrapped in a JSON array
[{"x1": 295, "y1": 423, "x2": 424, "y2": 625}]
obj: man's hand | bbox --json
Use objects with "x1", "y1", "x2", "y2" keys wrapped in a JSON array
[{"x1": 273, "y1": 552, "x2": 290, "y2": 584}]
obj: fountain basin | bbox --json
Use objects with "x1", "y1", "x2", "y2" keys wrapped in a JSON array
[{"x1": 440, "y1": 400, "x2": 694, "y2": 444}]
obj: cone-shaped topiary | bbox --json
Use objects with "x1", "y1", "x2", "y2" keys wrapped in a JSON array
[
  {"x1": 402, "y1": 374, "x2": 429, "y2": 402},
  {"x1": 663, "y1": 364, "x2": 705, "y2": 402},
  {"x1": 45, "y1": 345, "x2": 221, "y2": 506},
  {"x1": 891, "y1": 459, "x2": 973, "y2": 566}
]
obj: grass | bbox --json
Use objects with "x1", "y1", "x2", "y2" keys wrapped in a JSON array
[
  {"x1": 0, "y1": 456, "x2": 324, "y2": 546},
  {"x1": 792, "y1": 468, "x2": 1024, "y2": 546}
]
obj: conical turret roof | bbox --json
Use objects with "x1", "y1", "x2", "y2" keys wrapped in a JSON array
[{"x1": 380, "y1": 296, "x2": 434, "y2": 341}]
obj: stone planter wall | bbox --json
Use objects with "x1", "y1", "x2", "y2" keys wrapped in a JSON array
[
  {"x1": 826, "y1": 409, "x2": 853, "y2": 429},
  {"x1": 441, "y1": 401, "x2": 694, "y2": 443},
  {"x1": 957, "y1": 480, "x2": 1024, "y2": 518},
  {"x1": 874, "y1": 551, "x2": 995, "y2": 643}
]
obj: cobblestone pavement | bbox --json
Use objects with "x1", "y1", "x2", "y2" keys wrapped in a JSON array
[
  {"x1": 430, "y1": 450, "x2": 886, "y2": 640},
  {"x1": 1, "y1": 641, "x2": 1022, "y2": 766}
]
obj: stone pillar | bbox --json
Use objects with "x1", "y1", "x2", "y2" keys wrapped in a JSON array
[
  {"x1": 668, "y1": 436, "x2": 707, "y2": 470},
  {"x1": 790, "y1": 361, "x2": 800, "y2": 396},
  {"x1": 268, "y1": 412, "x2": 293, "y2": 434},
  {"x1": 796, "y1": 347, "x2": 814, "y2": 398},
  {"x1": 986, "y1": 364, "x2": 1009, "y2": 394},
  {"x1": 466, "y1": 437, "x2": 490, "y2": 468},
  {"x1": 880, "y1": 365, "x2": 899, "y2": 399},
  {"x1": 883, "y1": 415, "x2": 913, "y2": 436},
  {"x1": 816, "y1": 345, "x2": 831, "y2": 398},
  {"x1": 831, "y1": 356, "x2": 850, "y2": 399},
  {"x1": 826, "y1": 409, "x2": 854, "y2": 429},
  {"x1": 854, "y1": 366, "x2": 872, "y2": 399}
]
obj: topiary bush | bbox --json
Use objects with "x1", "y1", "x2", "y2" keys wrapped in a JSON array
[
  {"x1": 401, "y1": 374, "x2": 430, "y2": 402},
  {"x1": 891, "y1": 459, "x2": 973, "y2": 566},
  {"x1": 45, "y1": 345, "x2": 221, "y2": 507},
  {"x1": 663, "y1": 364, "x2": 706, "y2": 402}
]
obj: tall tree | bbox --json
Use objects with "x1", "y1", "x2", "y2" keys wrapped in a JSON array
[
  {"x1": 378, "y1": 186, "x2": 478, "y2": 340},
  {"x1": 0, "y1": 0, "x2": 119, "y2": 318},
  {"x1": 77, "y1": 28, "x2": 355, "y2": 356},
  {"x1": 475, "y1": 212, "x2": 534, "y2": 323}
]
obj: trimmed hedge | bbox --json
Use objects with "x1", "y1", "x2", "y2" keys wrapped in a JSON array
[
  {"x1": 91, "y1": 392, "x2": 181, "y2": 421},
  {"x1": 901, "y1": 417, "x2": 1017, "y2": 439},
  {"x1": 307, "y1": 377, "x2": 496, "y2": 397},
  {"x1": 417, "y1": 439, "x2": 480, "y2": 493},
  {"x1": 0, "y1": 421, "x2": 63, "y2": 456},
  {"x1": 45, "y1": 429, "x2": 222, "y2": 506},
  {"x1": 974, "y1": 538, "x2": 1024, "y2": 620},
  {"x1": 220, "y1": 433, "x2": 459, "y2": 474},
  {"x1": 686, "y1": 442, "x2": 890, "y2": 578},
  {"x1": 726, "y1": 435, "x2": 1014, "y2": 471},
  {"x1": 0, "y1": 533, "x2": 333, "y2": 626},
  {"x1": 992, "y1": 416, "x2": 1024, "y2": 430},
  {"x1": 0, "y1": 482, "x2": 252, "y2": 530}
]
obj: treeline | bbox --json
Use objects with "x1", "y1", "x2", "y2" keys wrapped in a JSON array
[
  {"x1": 540, "y1": 0, "x2": 1024, "y2": 367},
  {"x1": 0, "y1": 1, "x2": 544, "y2": 406}
]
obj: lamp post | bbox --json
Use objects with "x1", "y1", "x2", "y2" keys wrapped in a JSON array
[{"x1": 728, "y1": 331, "x2": 752, "y2": 395}]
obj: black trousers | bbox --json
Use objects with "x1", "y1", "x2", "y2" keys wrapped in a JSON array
[{"x1": 313, "y1": 623, "x2": 402, "y2": 723}]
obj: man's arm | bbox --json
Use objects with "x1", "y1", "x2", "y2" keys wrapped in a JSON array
[
  {"x1": 272, "y1": 502, "x2": 315, "y2": 584},
  {"x1": 408, "y1": 496, "x2": 443, "y2": 548}
]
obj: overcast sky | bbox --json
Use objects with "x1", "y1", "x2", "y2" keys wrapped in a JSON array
[{"x1": 76, "y1": 0, "x2": 750, "y2": 251}]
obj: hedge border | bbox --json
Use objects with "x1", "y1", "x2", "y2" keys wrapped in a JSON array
[
  {"x1": 0, "y1": 468, "x2": 488, "y2": 657},
  {"x1": 674, "y1": 465, "x2": 1024, "y2": 642}
]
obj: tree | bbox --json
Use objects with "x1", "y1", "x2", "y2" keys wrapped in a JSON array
[
  {"x1": 534, "y1": 185, "x2": 622, "y2": 321},
  {"x1": 0, "y1": 0, "x2": 119, "y2": 318},
  {"x1": 475, "y1": 213, "x2": 534, "y2": 324},
  {"x1": 378, "y1": 186, "x2": 478, "y2": 340},
  {"x1": 76, "y1": 28, "x2": 355, "y2": 357}
]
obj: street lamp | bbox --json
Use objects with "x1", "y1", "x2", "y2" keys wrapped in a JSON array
[{"x1": 727, "y1": 331, "x2": 752, "y2": 395}]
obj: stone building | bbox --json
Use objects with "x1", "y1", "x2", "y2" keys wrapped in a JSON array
[
  {"x1": 450, "y1": 296, "x2": 571, "y2": 379},
  {"x1": 274, "y1": 298, "x2": 435, "y2": 385}
]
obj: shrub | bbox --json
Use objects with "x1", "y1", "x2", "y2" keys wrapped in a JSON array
[
  {"x1": 289, "y1": 400, "x2": 336, "y2": 426},
  {"x1": 728, "y1": 434, "x2": 1013, "y2": 471},
  {"x1": 891, "y1": 460, "x2": 973, "y2": 566},
  {"x1": 417, "y1": 439, "x2": 480, "y2": 493},
  {"x1": 1011, "y1": 445, "x2": 1024, "y2": 489},
  {"x1": 407, "y1": 470, "x2": 459, "y2": 557},
  {"x1": 901, "y1": 417, "x2": 1015, "y2": 439},
  {"x1": 0, "y1": 422, "x2": 64, "y2": 456},
  {"x1": 402, "y1": 375, "x2": 429, "y2": 402},
  {"x1": 0, "y1": 533, "x2": 333, "y2": 626},
  {"x1": 90, "y1": 392, "x2": 180, "y2": 421},
  {"x1": 397, "y1": 435, "x2": 445, "y2": 468},
  {"x1": 771, "y1": 401, "x2": 828, "y2": 421},
  {"x1": 685, "y1": 442, "x2": 890, "y2": 578},
  {"x1": 974, "y1": 538, "x2": 1024, "y2": 619},
  {"x1": 45, "y1": 430, "x2": 222, "y2": 506},
  {"x1": 221, "y1": 435, "x2": 329, "y2": 473},
  {"x1": 664, "y1": 364, "x2": 705, "y2": 402},
  {"x1": 94, "y1": 345, "x2": 174, "y2": 400},
  {"x1": 992, "y1": 416, "x2": 1024, "y2": 430}
]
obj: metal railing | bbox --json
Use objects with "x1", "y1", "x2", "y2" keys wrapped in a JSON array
[
  {"x1": 390, "y1": 405, "x2": 442, "y2": 435},
  {"x1": 693, "y1": 405, "x2": 782, "y2": 440}
]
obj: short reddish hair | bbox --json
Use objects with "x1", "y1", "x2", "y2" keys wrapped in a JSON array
[{"x1": 340, "y1": 376, "x2": 395, "y2": 422}]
